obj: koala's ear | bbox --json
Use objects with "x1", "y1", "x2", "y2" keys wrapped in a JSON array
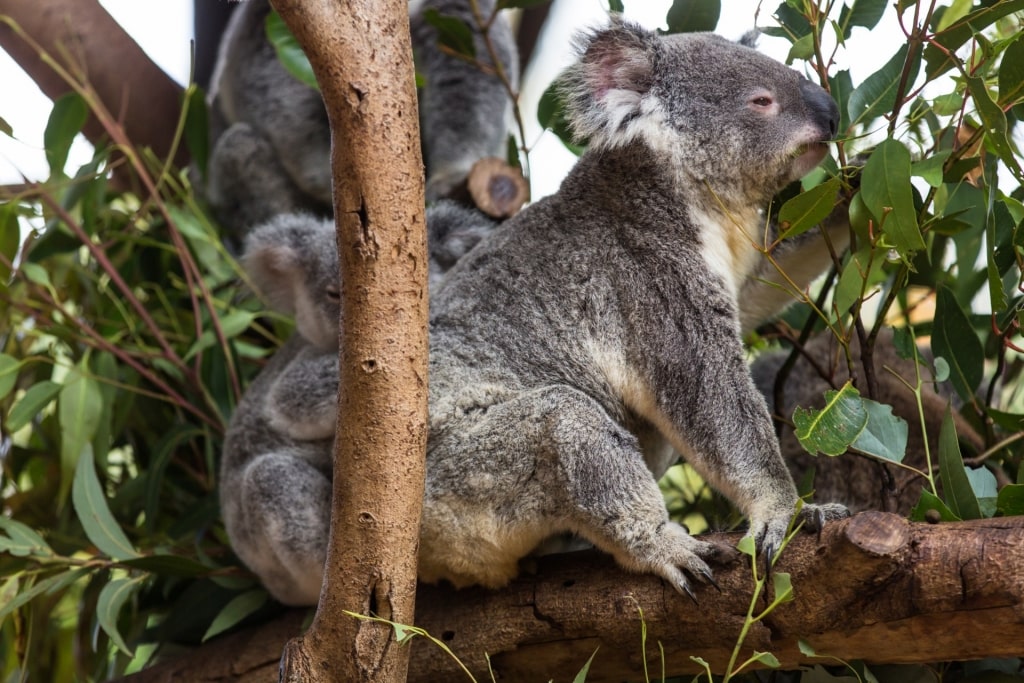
[
  {"x1": 242, "y1": 219, "x2": 308, "y2": 316},
  {"x1": 561, "y1": 19, "x2": 660, "y2": 149}
]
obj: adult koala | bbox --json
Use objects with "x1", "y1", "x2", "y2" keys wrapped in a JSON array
[{"x1": 205, "y1": 0, "x2": 518, "y2": 241}]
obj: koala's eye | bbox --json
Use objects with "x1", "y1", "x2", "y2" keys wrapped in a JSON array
[
  {"x1": 326, "y1": 286, "x2": 341, "y2": 302},
  {"x1": 751, "y1": 95, "x2": 774, "y2": 107}
]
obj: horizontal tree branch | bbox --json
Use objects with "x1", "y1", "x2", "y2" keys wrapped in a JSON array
[{"x1": 116, "y1": 512, "x2": 1024, "y2": 682}]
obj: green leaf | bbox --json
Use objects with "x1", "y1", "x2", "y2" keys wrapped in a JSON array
[
  {"x1": 0, "y1": 517, "x2": 55, "y2": 558},
  {"x1": 183, "y1": 84, "x2": 210, "y2": 177},
  {"x1": 736, "y1": 534, "x2": 756, "y2": 557},
  {"x1": 0, "y1": 353, "x2": 19, "y2": 401},
  {"x1": 0, "y1": 203, "x2": 18, "y2": 283},
  {"x1": 572, "y1": 647, "x2": 600, "y2": 683},
  {"x1": 847, "y1": 45, "x2": 920, "y2": 126},
  {"x1": 912, "y1": 150, "x2": 951, "y2": 188},
  {"x1": 965, "y1": 74, "x2": 1023, "y2": 183},
  {"x1": 97, "y1": 577, "x2": 143, "y2": 656},
  {"x1": 860, "y1": 139, "x2": 925, "y2": 252},
  {"x1": 909, "y1": 489, "x2": 960, "y2": 522},
  {"x1": 7, "y1": 380, "x2": 62, "y2": 432},
  {"x1": 850, "y1": 398, "x2": 908, "y2": 464},
  {"x1": 923, "y1": 0, "x2": 1024, "y2": 80},
  {"x1": 608, "y1": 0, "x2": 624, "y2": 11},
  {"x1": 119, "y1": 554, "x2": 214, "y2": 578},
  {"x1": 931, "y1": 286, "x2": 984, "y2": 402},
  {"x1": 931, "y1": 92, "x2": 964, "y2": 116},
  {"x1": 44, "y1": 92, "x2": 88, "y2": 177},
  {"x1": 751, "y1": 651, "x2": 781, "y2": 668},
  {"x1": 265, "y1": 12, "x2": 318, "y2": 90},
  {"x1": 965, "y1": 466, "x2": 998, "y2": 517},
  {"x1": 833, "y1": 246, "x2": 888, "y2": 315},
  {"x1": 423, "y1": 9, "x2": 476, "y2": 60},
  {"x1": 845, "y1": 0, "x2": 887, "y2": 31},
  {"x1": 794, "y1": 382, "x2": 869, "y2": 457},
  {"x1": 0, "y1": 570, "x2": 88, "y2": 624},
  {"x1": 665, "y1": 0, "x2": 720, "y2": 33},
  {"x1": 779, "y1": 177, "x2": 841, "y2": 240},
  {"x1": 829, "y1": 70, "x2": 854, "y2": 137},
  {"x1": 538, "y1": 80, "x2": 585, "y2": 155},
  {"x1": 938, "y1": 408, "x2": 981, "y2": 520},
  {"x1": 0, "y1": 114, "x2": 11, "y2": 137},
  {"x1": 19, "y1": 261, "x2": 52, "y2": 289},
  {"x1": 772, "y1": 571, "x2": 794, "y2": 604},
  {"x1": 998, "y1": 35, "x2": 1024, "y2": 107},
  {"x1": 996, "y1": 484, "x2": 1024, "y2": 516},
  {"x1": 58, "y1": 366, "x2": 104, "y2": 504},
  {"x1": 786, "y1": 33, "x2": 814, "y2": 64},
  {"x1": 72, "y1": 448, "x2": 140, "y2": 560},
  {"x1": 202, "y1": 589, "x2": 268, "y2": 641},
  {"x1": 933, "y1": 356, "x2": 950, "y2": 383},
  {"x1": 798, "y1": 639, "x2": 817, "y2": 656},
  {"x1": 184, "y1": 310, "x2": 257, "y2": 362}
]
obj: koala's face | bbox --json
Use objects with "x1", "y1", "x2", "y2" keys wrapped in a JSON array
[
  {"x1": 562, "y1": 22, "x2": 839, "y2": 206},
  {"x1": 243, "y1": 215, "x2": 340, "y2": 351},
  {"x1": 655, "y1": 33, "x2": 838, "y2": 197}
]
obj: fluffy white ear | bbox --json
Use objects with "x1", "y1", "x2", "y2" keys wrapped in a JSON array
[
  {"x1": 560, "y1": 19, "x2": 661, "y2": 150},
  {"x1": 243, "y1": 238, "x2": 301, "y2": 317}
]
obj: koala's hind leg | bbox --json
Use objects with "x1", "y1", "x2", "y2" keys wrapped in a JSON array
[
  {"x1": 227, "y1": 451, "x2": 330, "y2": 606},
  {"x1": 424, "y1": 385, "x2": 733, "y2": 597}
]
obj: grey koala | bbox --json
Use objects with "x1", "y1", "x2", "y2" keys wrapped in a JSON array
[
  {"x1": 205, "y1": 0, "x2": 518, "y2": 241},
  {"x1": 220, "y1": 201, "x2": 496, "y2": 606},
  {"x1": 420, "y1": 20, "x2": 849, "y2": 598}
]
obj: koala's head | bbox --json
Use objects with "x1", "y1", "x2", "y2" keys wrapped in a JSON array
[
  {"x1": 426, "y1": 200, "x2": 496, "y2": 286},
  {"x1": 561, "y1": 20, "x2": 839, "y2": 205},
  {"x1": 243, "y1": 214, "x2": 340, "y2": 352}
]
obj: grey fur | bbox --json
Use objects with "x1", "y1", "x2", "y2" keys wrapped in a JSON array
[
  {"x1": 206, "y1": 0, "x2": 518, "y2": 241},
  {"x1": 422, "y1": 21, "x2": 848, "y2": 596},
  {"x1": 221, "y1": 202, "x2": 495, "y2": 605}
]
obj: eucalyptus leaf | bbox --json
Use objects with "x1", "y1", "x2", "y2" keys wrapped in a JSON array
[
  {"x1": 794, "y1": 382, "x2": 869, "y2": 457},
  {"x1": 923, "y1": 0, "x2": 1024, "y2": 79},
  {"x1": 998, "y1": 35, "x2": 1024, "y2": 107},
  {"x1": 0, "y1": 204, "x2": 18, "y2": 283},
  {"x1": 965, "y1": 74, "x2": 1023, "y2": 182},
  {"x1": 43, "y1": 92, "x2": 88, "y2": 177},
  {"x1": 265, "y1": 12, "x2": 318, "y2": 90},
  {"x1": 184, "y1": 310, "x2": 258, "y2": 362},
  {"x1": 72, "y1": 448, "x2": 140, "y2": 560},
  {"x1": 7, "y1": 380, "x2": 62, "y2": 432},
  {"x1": 97, "y1": 577, "x2": 143, "y2": 656},
  {"x1": 847, "y1": 45, "x2": 920, "y2": 126},
  {"x1": 833, "y1": 246, "x2": 888, "y2": 315},
  {"x1": 58, "y1": 365, "x2": 104, "y2": 504},
  {"x1": 202, "y1": 589, "x2": 268, "y2": 641},
  {"x1": 851, "y1": 398, "x2": 908, "y2": 464},
  {"x1": 751, "y1": 651, "x2": 781, "y2": 668},
  {"x1": 0, "y1": 570, "x2": 88, "y2": 624},
  {"x1": 909, "y1": 489, "x2": 960, "y2": 522},
  {"x1": 0, "y1": 516, "x2": 55, "y2": 558},
  {"x1": 844, "y1": 0, "x2": 887, "y2": 31},
  {"x1": 572, "y1": 647, "x2": 600, "y2": 683},
  {"x1": 938, "y1": 408, "x2": 981, "y2": 520},
  {"x1": 912, "y1": 151, "x2": 951, "y2": 188},
  {"x1": 772, "y1": 571, "x2": 794, "y2": 604},
  {"x1": 860, "y1": 139, "x2": 925, "y2": 252},
  {"x1": 779, "y1": 178, "x2": 841, "y2": 240},
  {"x1": 931, "y1": 286, "x2": 983, "y2": 402},
  {"x1": 423, "y1": 9, "x2": 476, "y2": 60},
  {"x1": 0, "y1": 353, "x2": 19, "y2": 401},
  {"x1": 665, "y1": 0, "x2": 720, "y2": 33},
  {"x1": 996, "y1": 484, "x2": 1024, "y2": 516}
]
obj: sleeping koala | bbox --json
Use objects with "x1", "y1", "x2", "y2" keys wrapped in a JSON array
[
  {"x1": 421, "y1": 20, "x2": 849, "y2": 598},
  {"x1": 220, "y1": 201, "x2": 496, "y2": 606},
  {"x1": 205, "y1": 0, "x2": 518, "y2": 241}
]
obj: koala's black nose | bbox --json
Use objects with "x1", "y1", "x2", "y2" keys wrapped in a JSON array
[{"x1": 800, "y1": 78, "x2": 840, "y2": 140}]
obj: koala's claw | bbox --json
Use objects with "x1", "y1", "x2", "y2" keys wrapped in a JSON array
[
  {"x1": 700, "y1": 567, "x2": 722, "y2": 593},
  {"x1": 680, "y1": 580, "x2": 699, "y2": 605}
]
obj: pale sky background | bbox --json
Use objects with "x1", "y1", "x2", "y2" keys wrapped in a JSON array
[{"x1": 0, "y1": 0, "x2": 901, "y2": 198}]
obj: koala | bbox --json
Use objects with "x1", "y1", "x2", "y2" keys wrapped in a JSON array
[
  {"x1": 751, "y1": 329, "x2": 986, "y2": 514},
  {"x1": 220, "y1": 201, "x2": 496, "y2": 606},
  {"x1": 420, "y1": 20, "x2": 849, "y2": 599},
  {"x1": 205, "y1": 0, "x2": 518, "y2": 241}
]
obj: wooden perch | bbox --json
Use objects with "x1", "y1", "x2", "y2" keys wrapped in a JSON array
[
  {"x1": 115, "y1": 512, "x2": 1024, "y2": 683},
  {"x1": 447, "y1": 157, "x2": 529, "y2": 219}
]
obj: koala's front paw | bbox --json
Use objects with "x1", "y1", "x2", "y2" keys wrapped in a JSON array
[
  {"x1": 749, "y1": 501, "x2": 850, "y2": 572},
  {"x1": 645, "y1": 523, "x2": 738, "y2": 602}
]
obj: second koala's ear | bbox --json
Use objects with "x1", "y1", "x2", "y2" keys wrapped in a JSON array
[
  {"x1": 560, "y1": 19, "x2": 661, "y2": 149},
  {"x1": 242, "y1": 235, "x2": 302, "y2": 317},
  {"x1": 242, "y1": 214, "x2": 334, "y2": 316}
]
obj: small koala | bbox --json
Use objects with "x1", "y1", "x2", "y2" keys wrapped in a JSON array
[
  {"x1": 751, "y1": 329, "x2": 985, "y2": 514},
  {"x1": 205, "y1": 0, "x2": 518, "y2": 241},
  {"x1": 421, "y1": 20, "x2": 849, "y2": 598},
  {"x1": 220, "y1": 201, "x2": 496, "y2": 606}
]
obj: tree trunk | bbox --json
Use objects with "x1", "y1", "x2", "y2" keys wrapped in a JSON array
[
  {"x1": 267, "y1": 1, "x2": 428, "y2": 682},
  {"x1": 0, "y1": 0, "x2": 187, "y2": 169},
  {"x1": 114, "y1": 512, "x2": 1024, "y2": 682}
]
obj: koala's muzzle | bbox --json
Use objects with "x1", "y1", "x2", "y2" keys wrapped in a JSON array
[{"x1": 799, "y1": 79, "x2": 840, "y2": 140}]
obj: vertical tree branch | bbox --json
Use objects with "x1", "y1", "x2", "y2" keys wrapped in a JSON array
[{"x1": 270, "y1": 1, "x2": 428, "y2": 681}]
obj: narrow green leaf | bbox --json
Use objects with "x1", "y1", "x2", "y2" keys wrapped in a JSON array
[
  {"x1": 833, "y1": 246, "x2": 887, "y2": 316},
  {"x1": 119, "y1": 554, "x2": 214, "y2": 578},
  {"x1": 965, "y1": 74, "x2": 1023, "y2": 183},
  {"x1": 851, "y1": 398, "x2": 908, "y2": 464},
  {"x1": 909, "y1": 489, "x2": 960, "y2": 522},
  {"x1": 931, "y1": 287, "x2": 984, "y2": 401},
  {"x1": 848, "y1": 45, "x2": 920, "y2": 126},
  {"x1": 58, "y1": 366, "x2": 103, "y2": 504},
  {"x1": 923, "y1": 0, "x2": 1024, "y2": 79},
  {"x1": 183, "y1": 84, "x2": 210, "y2": 177},
  {"x1": 97, "y1": 577, "x2": 143, "y2": 656},
  {"x1": 184, "y1": 311, "x2": 257, "y2": 362},
  {"x1": 0, "y1": 568, "x2": 89, "y2": 623},
  {"x1": 0, "y1": 354, "x2": 19, "y2": 401},
  {"x1": 19, "y1": 261, "x2": 52, "y2": 289},
  {"x1": 911, "y1": 151, "x2": 951, "y2": 188},
  {"x1": 736, "y1": 534, "x2": 756, "y2": 557},
  {"x1": 860, "y1": 139, "x2": 926, "y2": 252},
  {"x1": 779, "y1": 177, "x2": 842, "y2": 240},
  {"x1": 538, "y1": 81, "x2": 585, "y2": 154},
  {"x1": 751, "y1": 651, "x2": 781, "y2": 668},
  {"x1": 931, "y1": 92, "x2": 964, "y2": 116},
  {"x1": 0, "y1": 517, "x2": 55, "y2": 558},
  {"x1": 572, "y1": 647, "x2": 600, "y2": 683},
  {"x1": 996, "y1": 484, "x2": 1024, "y2": 516},
  {"x1": 998, "y1": 35, "x2": 1024, "y2": 107},
  {"x1": 665, "y1": 0, "x2": 720, "y2": 33},
  {"x1": 0, "y1": 203, "x2": 18, "y2": 283},
  {"x1": 202, "y1": 589, "x2": 268, "y2": 641},
  {"x1": 0, "y1": 114, "x2": 11, "y2": 137},
  {"x1": 607, "y1": 0, "x2": 624, "y2": 11},
  {"x1": 786, "y1": 33, "x2": 814, "y2": 64},
  {"x1": 845, "y1": 0, "x2": 887, "y2": 30},
  {"x1": 829, "y1": 70, "x2": 854, "y2": 137},
  {"x1": 938, "y1": 408, "x2": 981, "y2": 520},
  {"x1": 7, "y1": 380, "x2": 62, "y2": 432},
  {"x1": 797, "y1": 639, "x2": 817, "y2": 656},
  {"x1": 265, "y1": 12, "x2": 318, "y2": 90},
  {"x1": 390, "y1": 622, "x2": 419, "y2": 644},
  {"x1": 772, "y1": 571, "x2": 794, "y2": 604},
  {"x1": 965, "y1": 466, "x2": 998, "y2": 518},
  {"x1": 72, "y1": 448, "x2": 140, "y2": 560},
  {"x1": 793, "y1": 382, "x2": 869, "y2": 456},
  {"x1": 423, "y1": 9, "x2": 476, "y2": 60},
  {"x1": 43, "y1": 92, "x2": 88, "y2": 177}
]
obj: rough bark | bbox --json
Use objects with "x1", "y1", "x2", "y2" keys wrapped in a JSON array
[
  {"x1": 267, "y1": 1, "x2": 428, "y2": 682},
  {"x1": 116, "y1": 512, "x2": 1024, "y2": 683},
  {"x1": 0, "y1": 0, "x2": 187, "y2": 168}
]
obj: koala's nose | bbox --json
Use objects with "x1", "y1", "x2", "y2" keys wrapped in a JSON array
[{"x1": 800, "y1": 79, "x2": 840, "y2": 140}]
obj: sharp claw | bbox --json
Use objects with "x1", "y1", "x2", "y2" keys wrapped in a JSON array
[
  {"x1": 762, "y1": 543, "x2": 776, "y2": 578},
  {"x1": 700, "y1": 567, "x2": 722, "y2": 593},
  {"x1": 681, "y1": 581, "x2": 699, "y2": 605}
]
